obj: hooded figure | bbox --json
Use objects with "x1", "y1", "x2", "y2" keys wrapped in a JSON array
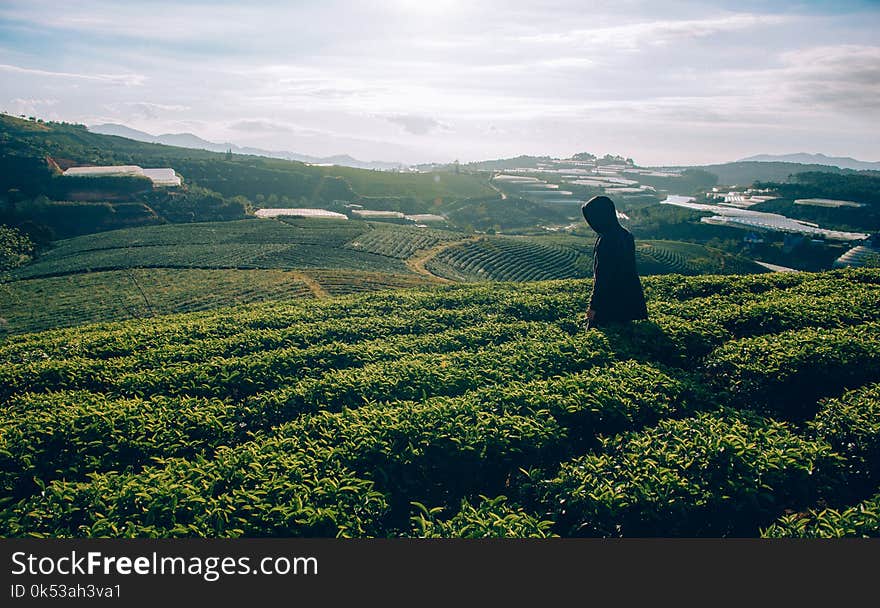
[{"x1": 581, "y1": 196, "x2": 648, "y2": 328}]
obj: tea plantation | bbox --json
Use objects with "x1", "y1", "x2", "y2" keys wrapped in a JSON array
[
  {"x1": 2, "y1": 219, "x2": 764, "y2": 334},
  {"x1": 1, "y1": 268, "x2": 879, "y2": 537}
]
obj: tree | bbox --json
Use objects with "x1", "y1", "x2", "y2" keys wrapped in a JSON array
[{"x1": 0, "y1": 224, "x2": 35, "y2": 271}]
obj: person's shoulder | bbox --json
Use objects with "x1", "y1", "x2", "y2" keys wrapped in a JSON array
[{"x1": 618, "y1": 226, "x2": 635, "y2": 241}]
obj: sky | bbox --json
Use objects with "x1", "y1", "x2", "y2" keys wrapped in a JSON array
[{"x1": 1, "y1": 0, "x2": 878, "y2": 166}]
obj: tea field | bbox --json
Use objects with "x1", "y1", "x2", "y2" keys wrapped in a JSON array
[
  {"x1": 426, "y1": 237, "x2": 764, "y2": 282},
  {"x1": 2, "y1": 219, "x2": 765, "y2": 335},
  {"x1": 1, "y1": 268, "x2": 879, "y2": 537},
  {"x1": 0, "y1": 268, "x2": 440, "y2": 334}
]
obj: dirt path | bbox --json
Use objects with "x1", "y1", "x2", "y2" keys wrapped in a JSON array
[
  {"x1": 292, "y1": 271, "x2": 330, "y2": 298},
  {"x1": 488, "y1": 178, "x2": 508, "y2": 200},
  {"x1": 406, "y1": 237, "x2": 481, "y2": 283}
]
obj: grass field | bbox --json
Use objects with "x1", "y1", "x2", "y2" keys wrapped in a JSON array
[{"x1": 1, "y1": 268, "x2": 879, "y2": 538}]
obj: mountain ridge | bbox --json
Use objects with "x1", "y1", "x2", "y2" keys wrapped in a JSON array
[
  {"x1": 738, "y1": 153, "x2": 880, "y2": 172},
  {"x1": 88, "y1": 123, "x2": 408, "y2": 171}
]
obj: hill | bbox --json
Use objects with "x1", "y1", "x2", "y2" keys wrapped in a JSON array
[
  {"x1": 696, "y1": 161, "x2": 854, "y2": 186},
  {"x1": 740, "y1": 153, "x2": 880, "y2": 172},
  {"x1": 0, "y1": 115, "x2": 493, "y2": 205},
  {"x1": 751, "y1": 172, "x2": 880, "y2": 233},
  {"x1": 89, "y1": 123, "x2": 408, "y2": 171},
  {"x1": 0, "y1": 268, "x2": 879, "y2": 538},
  {"x1": 426, "y1": 237, "x2": 764, "y2": 282},
  {"x1": 1, "y1": 218, "x2": 767, "y2": 334}
]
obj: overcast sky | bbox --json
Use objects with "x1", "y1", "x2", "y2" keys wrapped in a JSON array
[{"x1": 1, "y1": 0, "x2": 878, "y2": 165}]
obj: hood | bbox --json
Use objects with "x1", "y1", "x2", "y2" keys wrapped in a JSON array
[{"x1": 581, "y1": 195, "x2": 621, "y2": 234}]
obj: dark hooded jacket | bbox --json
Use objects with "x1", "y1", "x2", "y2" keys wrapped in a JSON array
[{"x1": 581, "y1": 196, "x2": 648, "y2": 325}]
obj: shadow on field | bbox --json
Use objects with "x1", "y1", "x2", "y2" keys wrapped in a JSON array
[{"x1": 593, "y1": 320, "x2": 685, "y2": 368}]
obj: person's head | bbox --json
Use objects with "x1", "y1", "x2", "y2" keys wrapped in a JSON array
[{"x1": 581, "y1": 195, "x2": 621, "y2": 234}]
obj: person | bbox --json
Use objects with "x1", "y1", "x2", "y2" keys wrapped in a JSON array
[{"x1": 581, "y1": 195, "x2": 648, "y2": 329}]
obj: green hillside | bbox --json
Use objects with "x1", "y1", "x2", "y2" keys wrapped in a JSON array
[
  {"x1": 1, "y1": 269, "x2": 879, "y2": 538},
  {"x1": 1, "y1": 219, "x2": 458, "y2": 333},
  {"x1": 696, "y1": 161, "x2": 853, "y2": 185},
  {"x1": 11, "y1": 219, "x2": 422, "y2": 280},
  {"x1": 0, "y1": 114, "x2": 493, "y2": 204},
  {"x1": 1, "y1": 219, "x2": 771, "y2": 334},
  {"x1": 0, "y1": 268, "x2": 438, "y2": 335},
  {"x1": 426, "y1": 236, "x2": 765, "y2": 282}
]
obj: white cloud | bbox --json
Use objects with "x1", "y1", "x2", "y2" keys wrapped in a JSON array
[
  {"x1": 779, "y1": 45, "x2": 880, "y2": 114},
  {"x1": 5, "y1": 97, "x2": 59, "y2": 116},
  {"x1": 228, "y1": 119, "x2": 295, "y2": 133},
  {"x1": 382, "y1": 114, "x2": 450, "y2": 135},
  {"x1": 0, "y1": 63, "x2": 145, "y2": 86},
  {"x1": 121, "y1": 101, "x2": 189, "y2": 119},
  {"x1": 0, "y1": 1, "x2": 265, "y2": 42},
  {"x1": 518, "y1": 13, "x2": 795, "y2": 50}
]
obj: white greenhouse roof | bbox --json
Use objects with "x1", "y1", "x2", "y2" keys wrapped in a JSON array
[
  {"x1": 662, "y1": 199, "x2": 869, "y2": 241},
  {"x1": 62, "y1": 165, "x2": 180, "y2": 187},
  {"x1": 405, "y1": 214, "x2": 446, "y2": 222},
  {"x1": 795, "y1": 198, "x2": 865, "y2": 208},
  {"x1": 64, "y1": 165, "x2": 143, "y2": 177},
  {"x1": 351, "y1": 210, "x2": 406, "y2": 218},
  {"x1": 142, "y1": 168, "x2": 181, "y2": 187},
  {"x1": 254, "y1": 208, "x2": 348, "y2": 219}
]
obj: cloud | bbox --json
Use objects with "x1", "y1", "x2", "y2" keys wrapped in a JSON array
[
  {"x1": 123, "y1": 101, "x2": 189, "y2": 119},
  {"x1": 0, "y1": 1, "x2": 876, "y2": 164},
  {"x1": 382, "y1": 114, "x2": 450, "y2": 135},
  {"x1": 519, "y1": 13, "x2": 795, "y2": 51},
  {"x1": 778, "y1": 45, "x2": 880, "y2": 114},
  {"x1": 0, "y1": 63, "x2": 145, "y2": 86},
  {"x1": 6, "y1": 97, "x2": 59, "y2": 116},
  {"x1": 10, "y1": 97, "x2": 58, "y2": 107},
  {"x1": 0, "y1": 1, "x2": 265, "y2": 43},
  {"x1": 228, "y1": 119, "x2": 296, "y2": 133}
]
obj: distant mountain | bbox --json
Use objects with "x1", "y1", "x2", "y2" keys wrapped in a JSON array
[
  {"x1": 88, "y1": 123, "x2": 407, "y2": 171},
  {"x1": 739, "y1": 153, "x2": 880, "y2": 172},
  {"x1": 696, "y1": 161, "x2": 853, "y2": 186}
]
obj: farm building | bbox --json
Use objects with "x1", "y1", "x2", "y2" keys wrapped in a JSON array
[{"x1": 63, "y1": 165, "x2": 181, "y2": 187}]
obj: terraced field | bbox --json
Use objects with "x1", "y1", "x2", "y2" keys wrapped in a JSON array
[
  {"x1": 636, "y1": 240, "x2": 764, "y2": 275},
  {"x1": 12, "y1": 219, "x2": 413, "y2": 279},
  {"x1": 4, "y1": 219, "x2": 773, "y2": 335},
  {"x1": 0, "y1": 269, "x2": 313, "y2": 335},
  {"x1": 0, "y1": 268, "x2": 446, "y2": 334},
  {"x1": 345, "y1": 224, "x2": 465, "y2": 259},
  {"x1": 304, "y1": 270, "x2": 440, "y2": 297},
  {"x1": 426, "y1": 236, "x2": 765, "y2": 282},
  {"x1": 1, "y1": 268, "x2": 879, "y2": 538},
  {"x1": 0, "y1": 220, "x2": 461, "y2": 333}
]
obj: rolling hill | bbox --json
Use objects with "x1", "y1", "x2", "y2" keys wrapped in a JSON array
[
  {"x1": 695, "y1": 161, "x2": 855, "y2": 186},
  {"x1": 1, "y1": 218, "x2": 767, "y2": 334},
  {"x1": 739, "y1": 153, "x2": 880, "y2": 172},
  {"x1": 0, "y1": 114, "x2": 494, "y2": 205},
  {"x1": 89, "y1": 123, "x2": 408, "y2": 171}
]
